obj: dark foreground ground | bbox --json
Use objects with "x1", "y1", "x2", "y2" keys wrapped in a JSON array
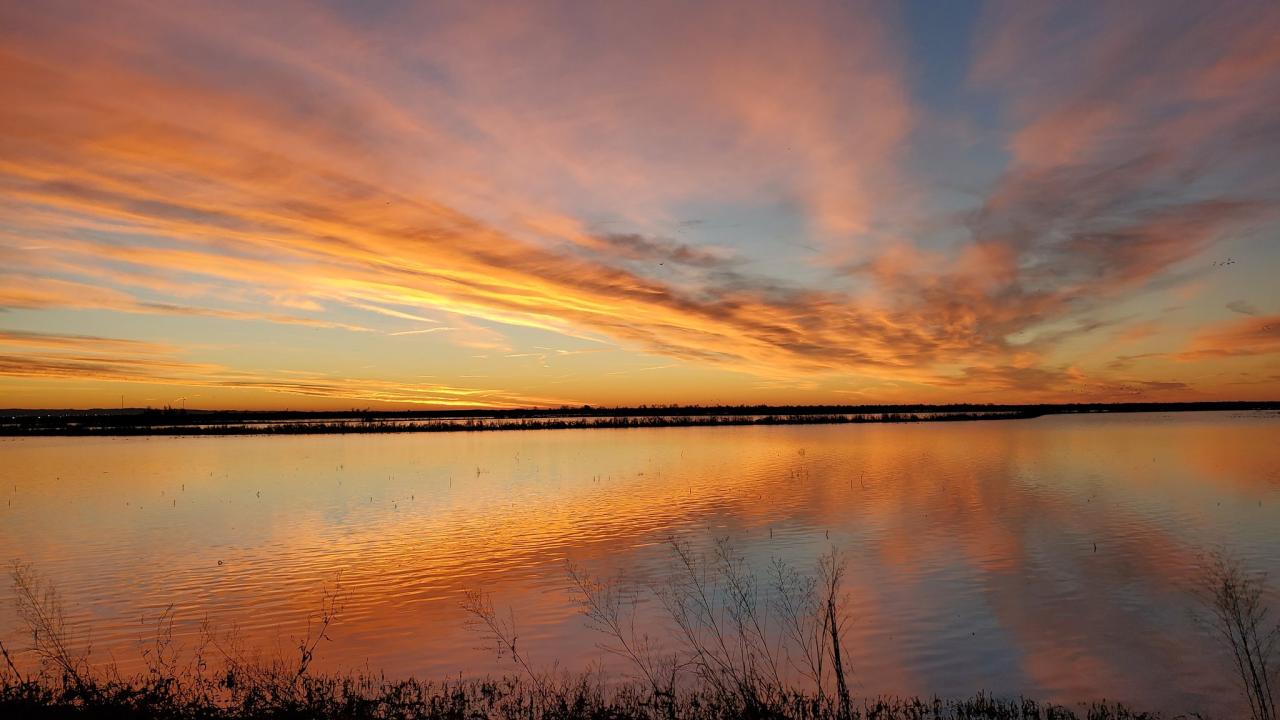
[{"x1": 0, "y1": 673, "x2": 1167, "y2": 720}]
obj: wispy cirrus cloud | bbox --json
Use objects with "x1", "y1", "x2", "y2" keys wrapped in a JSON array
[
  {"x1": 0, "y1": 274, "x2": 373, "y2": 332},
  {"x1": 0, "y1": 331, "x2": 576, "y2": 408},
  {"x1": 1177, "y1": 314, "x2": 1280, "y2": 360},
  {"x1": 0, "y1": 329, "x2": 176, "y2": 354},
  {"x1": 0, "y1": 0, "x2": 1277, "y2": 405},
  {"x1": 0, "y1": 1, "x2": 925, "y2": 383}
]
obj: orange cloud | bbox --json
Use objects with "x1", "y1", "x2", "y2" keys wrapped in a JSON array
[
  {"x1": 1177, "y1": 314, "x2": 1280, "y2": 360},
  {"x1": 0, "y1": 329, "x2": 175, "y2": 354},
  {"x1": 0, "y1": 326, "x2": 576, "y2": 407},
  {"x1": 0, "y1": 1, "x2": 1277, "y2": 406},
  {"x1": 0, "y1": 274, "x2": 372, "y2": 332}
]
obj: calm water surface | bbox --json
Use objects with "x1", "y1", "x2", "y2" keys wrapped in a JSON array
[{"x1": 2, "y1": 412, "x2": 1278, "y2": 714}]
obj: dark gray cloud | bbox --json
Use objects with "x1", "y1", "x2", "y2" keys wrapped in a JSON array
[
  {"x1": 1227, "y1": 300, "x2": 1259, "y2": 316},
  {"x1": 590, "y1": 233, "x2": 735, "y2": 269}
]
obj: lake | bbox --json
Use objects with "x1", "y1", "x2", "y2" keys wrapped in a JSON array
[{"x1": 1, "y1": 411, "x2": 1277, "y2": 715}]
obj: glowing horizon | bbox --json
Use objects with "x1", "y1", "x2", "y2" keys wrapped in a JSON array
[{"x1": 2, "y1": 0, "x2": 1278, "y2": 410}]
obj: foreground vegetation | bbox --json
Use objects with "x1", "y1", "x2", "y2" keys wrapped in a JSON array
[
  {"x1": 2, "y1": 541, "x2": 1275, "y2": 719},
  {"x1": 0, "y1": 675, "x2": 1166, "y2": 719}
]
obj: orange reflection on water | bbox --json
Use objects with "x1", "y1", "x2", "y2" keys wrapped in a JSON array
[{"x1": 0, "y1": 412, "x2": 1277, "y2": 715}]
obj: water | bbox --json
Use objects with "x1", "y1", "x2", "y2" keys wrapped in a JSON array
[{"x1": 1, "y1": 411, "x2": 1277, "y2": 714}]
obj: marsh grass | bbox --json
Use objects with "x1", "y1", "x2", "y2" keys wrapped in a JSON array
[
  {"x1": 557, "y1": 539, "x2": 858, "y2": 719},
  {"x1": 0, "y1": 553, "x2": 1171, "y2": 719},
  {"x1": 1196, "y1": 552, "x2": 1279, "y2": 720}
]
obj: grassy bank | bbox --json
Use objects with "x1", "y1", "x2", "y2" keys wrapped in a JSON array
[{"x1": 0, "y1": 672, "x2": 1164, "y2": 719}]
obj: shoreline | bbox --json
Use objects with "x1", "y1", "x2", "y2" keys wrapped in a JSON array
[{"x1": 1, "y1": 401, "x2": 1276, "y2": 437}]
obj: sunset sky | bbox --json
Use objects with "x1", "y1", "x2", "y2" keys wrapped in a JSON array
[{"x1": 1, "y1": 0, "x2": 1278, "y2": 410}]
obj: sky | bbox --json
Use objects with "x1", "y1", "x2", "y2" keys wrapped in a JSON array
[{"x1": 1, "y1": 0, "x2": 1278, "y2": 410}]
